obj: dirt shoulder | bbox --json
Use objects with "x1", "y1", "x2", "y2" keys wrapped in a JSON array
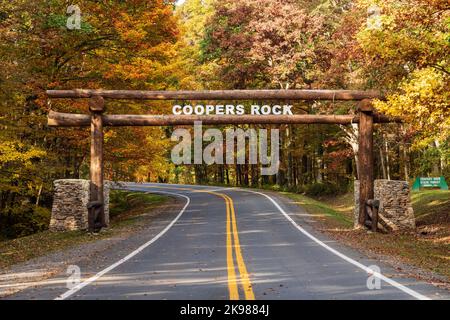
[
  {"x1": 0, "y1": 191, "x2": 183, "y2": 298},
  {"x1": 278, "y1": 190, "x2": 450, "y2": 290}
]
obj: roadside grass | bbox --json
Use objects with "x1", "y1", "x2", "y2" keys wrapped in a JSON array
[
  {"x1": 280, "y1": 189, "x2": 450, "y2": 281},
  {"x1": 281, "y1": 192, "x2": 353, "y2": 228},
  {"x1": 109, "y1": 191, "x2": 168, "y2": 225},
  {"x1": 411, "y1": 190, "x2": 450, "y2": 225},
  {"x1": 0, "y1": 190, "x2": 169, "y2": 270}
]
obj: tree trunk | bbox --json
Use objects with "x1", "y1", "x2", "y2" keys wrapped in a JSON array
[
  {"x1": 340, "y1": 123, "x2": 359, "y2": 179},
  {"x1": 379, "y1": 146, "x2": 387, "y2": 179},
  {"x1": 384, "y1": 136, "x2": 391, "y2": 180},
  {"x1": 35, "y1": 184, "x2": 43, "y2": 206},
  {"x1": 435, "y1": 140, "x2": 445, "y2": 175},
  {"x1": 401, "y1": 143, "x2": 409, "y2": 181}
]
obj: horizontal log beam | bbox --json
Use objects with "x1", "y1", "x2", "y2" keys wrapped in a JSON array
[
  {"x1": 48, "y1": 111, "x2": 399, "y2": 127},
  {"x1": 46, "y1": 89, "x2": 384, "y2": 101}
]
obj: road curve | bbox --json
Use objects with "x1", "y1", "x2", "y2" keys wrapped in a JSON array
[{"x1": 5, "y1": 183, "x2": 449, "y2": 300}]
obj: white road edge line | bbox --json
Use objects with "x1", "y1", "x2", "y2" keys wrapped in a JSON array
[
  {"x1": 55, "y1": 190, "x2": 190, "y2": 300},
  {"x1": 236, "y1": 188, "x2": 431, "y2": 300}
]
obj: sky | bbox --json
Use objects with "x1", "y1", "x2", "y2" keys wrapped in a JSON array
[{"x1": 176, "y1": 0, "x2": 186, "y2": 5}]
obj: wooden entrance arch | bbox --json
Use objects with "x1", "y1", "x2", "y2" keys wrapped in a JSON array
[{"x1": 46, "y1": 89, "x2": 399, "y2": 232}]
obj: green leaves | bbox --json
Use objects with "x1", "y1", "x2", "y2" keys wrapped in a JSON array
[{"x1": 44, "y1": 14, "x2": 94, "y2": 33}]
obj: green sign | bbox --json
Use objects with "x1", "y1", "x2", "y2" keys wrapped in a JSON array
[{"x1": 412, "y1": 176, "x2": 449, "y2": 191}]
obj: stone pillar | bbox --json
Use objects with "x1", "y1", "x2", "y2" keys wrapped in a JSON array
[
  {"x1": 354, "y1": 180, "x2": 415, "y2": 230},
  {"x1": 49, "y1": 179, "x2": 110, "y2": 232}
]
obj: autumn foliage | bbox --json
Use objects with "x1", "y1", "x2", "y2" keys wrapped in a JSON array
[{"x1": 0, "y1": 0, "x2": 448, "y2": 238}]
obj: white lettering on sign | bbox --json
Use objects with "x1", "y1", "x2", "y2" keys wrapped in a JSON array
[
  {"x1": 419, "y1": 177, "x2": 440, "y2": 187},
  {"x1": 172, "y1": 104, "x2": 293, "y2": 116}
]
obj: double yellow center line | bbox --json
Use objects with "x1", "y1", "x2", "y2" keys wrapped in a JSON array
[
  {"x1": 207, "y1": 191, "x2": 255, "y2": 300},
  {"x1": 142, "y1": 185, "x2": 255, "y2": 300}
]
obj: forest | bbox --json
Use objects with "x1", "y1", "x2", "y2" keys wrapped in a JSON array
[{"x1": 0, "y1": 0, "x2": 449, "y2": 239}]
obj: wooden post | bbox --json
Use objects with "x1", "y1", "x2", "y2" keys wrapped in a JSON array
[
  {"x1": 365, "y1": 200, "x2": 378, "y2": 231},
  {"x1": 358, "y1": 99, "x2": 374, "y2": 228},
  {"x1": 89, "y1": 96, "x2": 105, "y2": 232},
  {"x1": 372, "y1": 208, "x2": 378, "y2": 232}
]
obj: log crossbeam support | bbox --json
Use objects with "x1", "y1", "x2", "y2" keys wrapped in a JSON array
[{"x1": 47, "y1": 112, "x2": 399, "y2": 127}]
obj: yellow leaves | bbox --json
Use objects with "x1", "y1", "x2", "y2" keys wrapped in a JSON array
[
  {"x1": 374, "y1": 68, "x2": 450, "y2": 148},
  {"x1": 0, "y1": 140, "x2": 46, "y2": 169},
  {"x1": 102, "y1": 6, "x2": 179, "y2": 84},
  {"x1": 353, "y1": 0, "x2": 449, "y2": 90},
  {"x1": 105, "y1": 126, "x2": 171, "y2": 181}
]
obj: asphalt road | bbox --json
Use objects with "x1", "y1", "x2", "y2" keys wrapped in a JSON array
[{"x1": 6, "y1": 183, "x2": 449, "y2": 300}]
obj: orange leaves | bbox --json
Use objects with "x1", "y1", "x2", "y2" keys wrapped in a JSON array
[
  {"x1": 99, "y1": 2, "x2": 179, "y2": 85},
  {"x1": 113, "y1": 12, "x2": 147, "y2": 46},
  {"x1": 112, "y1": 3, "x2": 179, "y2": 48},
  {"x1": 203, "y1": 0, "x2": 327, "y2": 89}
]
